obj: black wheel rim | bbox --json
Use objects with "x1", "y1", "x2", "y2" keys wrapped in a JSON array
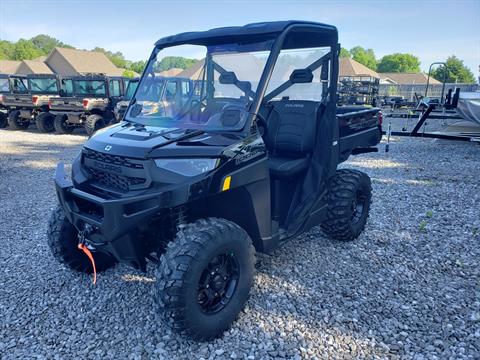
[
  {"x1": 351, "y1": 190, "x2": 366, "y2": 224},
  {"x1": 197, "y1": 253, "x2": 239, "y2": 314}
]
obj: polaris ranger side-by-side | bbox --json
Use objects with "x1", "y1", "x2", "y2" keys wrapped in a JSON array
[
  {"x1": 3, "y1": 74, "x2": 62, "y2": 131},
  {"x1": 113, "y1": 77, "x2": 139, "y2": 122},
  {"x1": 48, "y1": 21, "x2": 382, "y2": 341},
  {"x1": 48, "y1": 75, "x2": 125, "y2": 135}
]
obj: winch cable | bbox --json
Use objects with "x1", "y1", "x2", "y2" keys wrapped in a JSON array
[{"x1": 78, "y1": 243, "x2": 97, "y2": 285}]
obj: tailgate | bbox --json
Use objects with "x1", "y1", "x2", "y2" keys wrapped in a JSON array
[
  {"x1": 337, "y1": 107, "x2": 381, "y2": 137},
  {"x1": 49, "y1": 97, "x2": 83, "y2": 111},
  {"x1": 3, "y1": 94, "x2": 32, "y2": 108}
]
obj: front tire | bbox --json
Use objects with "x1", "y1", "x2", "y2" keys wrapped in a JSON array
[
  {"x1": 47, "y1": 206, "x2": 116, "y2": 273},
  {"x1": 36, "y1": 112, "x2": 55, "y2": 133},
  {"x1": 7, "y1": 110, "x2": 30, "y2": 130},
  {"x1": 53, "y1": 114, "x2": 74, "y2": 134},
  {"x1": 154, "y1": 218, "x2": 255, "y2": 341},
  {"x1": 321, "y1": 169, "x2": 372, "y2": 241},
  {"x1": 84, "y1": 114, "x2": 105, "y2": 136}
]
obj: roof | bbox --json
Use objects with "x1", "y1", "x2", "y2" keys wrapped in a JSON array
[
  {"x1": 339, "y1": 58, "x2": 379, "y2": 78},
  {"x1": 46, "y1": 47, "x2": 124, "y2": 76},
  {"x1": 155, "y1": 20, "x2": 337, "y2": 48},
  {"x1": 0, "y1": 60, "x2": 22, "y2": 74},
  {"x1": 19, "y1": 60, "x2": 54, "y2": 74},
  {"x1": 157, "y1": 68, "x2": 184, "y2": 77},
  {"x1": 378, "y1": 72, "x2": 441, "y2": 85},
  {"x1": 177, "y1": 60, "x2": 205, "y2": 79}
]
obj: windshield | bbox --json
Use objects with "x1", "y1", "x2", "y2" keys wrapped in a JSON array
[
  {"x1": 125, "y1": 41, "x2": 272, "y2": 132},
  {"x1": 73, "y1": 80, "x2": 106, "y2": 96},
  {"x1": 11, "y1": 77, "x2": 28, "y2": 94},
  {"x1": 0, "y1": 78, "x2": 9, "y2": 93},
  {"x1": 124, "y1": 80, "x2": 138, "y2": 100},
  {"x1": 28, "y1": 78, "x2": 59, "y2": 94}
]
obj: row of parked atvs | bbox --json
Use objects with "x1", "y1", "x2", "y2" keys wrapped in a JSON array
[{"x1": 0, "y1": 73, "x2": 138, "y2": 135}]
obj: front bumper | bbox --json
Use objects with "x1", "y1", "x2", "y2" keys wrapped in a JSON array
[{"x1": 55, "y1": 163, "x2": 168, "y2": 264}]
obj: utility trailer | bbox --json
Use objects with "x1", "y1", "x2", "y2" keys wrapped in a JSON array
[{"x1": 48, "y1": 75, "x2": 126, "y2": 135}]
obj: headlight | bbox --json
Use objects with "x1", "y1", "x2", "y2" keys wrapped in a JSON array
[{"x1": 154, "y1": 158, "x2": 218, "y2": 177}]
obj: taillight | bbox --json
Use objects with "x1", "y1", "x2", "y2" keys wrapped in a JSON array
[
  {"x1": 0, "y1": 94, "x2": 4, "y2": 104},
  {"x1": 48, "y1": 99, "x2": 52, "y2": 109},
  {"x1": 32, "y1": 95, "x2": 39, "y2": 105},
  {"x1": 377, "y1": 111, "x2": 383, "y2": 126},
  {"x1": 82, "y1": 99, "x2": 89, "y2": 108}
]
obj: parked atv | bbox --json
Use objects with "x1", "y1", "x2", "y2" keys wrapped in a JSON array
[
  {"x1": 48, "y1": 75, "x2": 125, "y2": 135},
  {"x1": 48, "y1": 21, "x2": 382, "y2": 341}
]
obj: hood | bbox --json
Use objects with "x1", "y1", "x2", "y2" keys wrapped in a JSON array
[{"x1": 84, "y1": 122, "x2": 242, "y2": 159}]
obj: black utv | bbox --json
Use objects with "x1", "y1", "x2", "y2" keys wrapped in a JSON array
[
  {"x1": 2, "y1": 74, "x2": 62, "y2": 131},
  {"x1": 48, "y1": 21, "x2": 382, "y2": 341},
  {"x1": 48, "y1": 75, "x2": 125, "y2": 135}
]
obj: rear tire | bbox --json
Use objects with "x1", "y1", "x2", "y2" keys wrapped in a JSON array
[
  {"x1": 321, "y1": 169, "x2": 372, "y2": 241},
  {"x1": 36, "y1": 112, "x2": 55, "y2": 133},
  {"x1": 0, "y1": 112, "x2": 7, "y2": 128},
  {"x1": 7, "y1": 110, "x2": 30, "y2": 130},
  {"x1": 154, "y1": 218, "x2": 255, "y2": 341},
  {"x1": 84, "y1": 114, "x2": 105, "y2": 136},
  {"x1": 47, "y1": 206, "x2": 116, "y2": 273},
  {"x1": 53, "y1": 114, "x2": 74, "y2": 134}
]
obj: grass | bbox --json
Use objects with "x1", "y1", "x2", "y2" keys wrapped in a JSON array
[{"x1": 419, "y1": 220, "x2": 428, "y2": 233}]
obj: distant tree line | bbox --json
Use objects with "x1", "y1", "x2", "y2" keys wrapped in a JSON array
[
  {"x1": 0, "y1": 35, "x2": 476, "y2": 83},
  {"x1": 340, "y1": 46, "x2": 476, "y2": 83},
  {"x1": 0, "y1": 35, "x2": 198, "y2": 78}
]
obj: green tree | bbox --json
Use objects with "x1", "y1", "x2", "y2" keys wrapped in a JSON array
[
  {"x1": 339, "y1": 47, "x2": 350, "y2": 58},
  {"x1": 11, "y1": 39, "x2": 43, "y2": 60},
  {"x1": 155, "y1": 56, "x2": 198, "y2": 72},
  {"x1": 431, "y1": 55, "x2": 476, "y2": 83},
  {"x1": 129, "y1": 60, "x2": 146, "y2": 74},
  {"x1": 350, "y1": 46, "x2": 377, "y2": 70},
  {"x1": 0, "y1": 40, "x2": 15, "y2": 59},
  {"x1": 30, "y1": 34, "x2": 73, "y2": 55},
  {"x1": 92, "y1": 47, "x2": 127, "y2": 68},
  {"x1": 122, "y1": 69, "x2": 136, "y2": 78},
  {"x1": 377, "y1": 53, "x2": 421, "y2": 73}
]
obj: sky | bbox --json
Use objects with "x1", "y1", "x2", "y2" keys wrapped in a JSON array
[{"x1": 0, "y1": 0, "x2": 479, "y2": 74}]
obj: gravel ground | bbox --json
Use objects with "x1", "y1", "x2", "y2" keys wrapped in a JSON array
[{"x1": 0, "y1": 127, "x2": 479, "y2": 359}]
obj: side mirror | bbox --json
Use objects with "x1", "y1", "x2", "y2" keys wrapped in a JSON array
[
  {"x1": 290, "y1": 69, "x2": 313, "y2": 84},
  {"x1": 219, "y1": 72, "x2": 238, "y2": 84}
]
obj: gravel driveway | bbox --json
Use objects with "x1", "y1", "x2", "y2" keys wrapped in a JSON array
[{"x1": 0, "y1": 128, "x2": 479, "y2": 359}]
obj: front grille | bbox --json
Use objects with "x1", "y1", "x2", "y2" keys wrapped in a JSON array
[
  {"x1": 87, "y1": 167, "x2": 146, "y2": 192},
  {"x1": 83, "y1": 148, "x2": 144, "y2": 169},
  {"x1": 82, "y1": 148, "x2": 148, "y2": 192}
]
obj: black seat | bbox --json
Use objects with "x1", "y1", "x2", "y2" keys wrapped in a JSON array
[{"x1": 265, "y1": 100, "x2": 318, "y2": 178}]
